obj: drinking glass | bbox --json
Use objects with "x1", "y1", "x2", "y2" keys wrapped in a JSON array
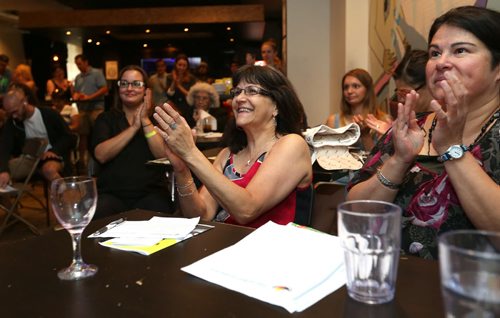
[
  {"x1": 439, "y1": 230, "x2": 500, "y2": 317},
  {"x1": 50, "y1": 176, "x2": 98, "y2": 280},
  {"x1": 338, "y1": 200, "x2": 401, "y2": 304}
]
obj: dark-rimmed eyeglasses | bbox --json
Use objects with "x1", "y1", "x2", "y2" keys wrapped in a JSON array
[
  {"x1": 229, "y1": 86, "x2": 270, "y2": 98},
  {"x1": 117, "y1": 80, "x2": 145, "y2": 88}
]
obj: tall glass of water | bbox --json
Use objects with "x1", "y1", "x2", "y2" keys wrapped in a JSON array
[
  {"x1": 338, "y1": 200, "x2": 401, "y2": 304},
  {"x1": 51, "y1": 176, "x2": 98, "y2": 280},
  {"x1": 439, "y1": 230, "x2": 500, "y2": 317}
]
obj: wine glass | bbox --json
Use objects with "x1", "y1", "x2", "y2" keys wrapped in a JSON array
[{"x1": 50, "y1": 176, "x2": 98, "y2": 280}]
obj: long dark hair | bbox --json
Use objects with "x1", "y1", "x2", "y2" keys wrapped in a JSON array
[
  {"x1": 113, "y1": 65, "x2": 149, "y2": 111},
  {"x1": 428, "y1": 6, "x2": 500, "y2": 69},
  {"x1": 393, "y1": 49, "x2": 428, "y2": 89},
  {"x1": 224, "y1": 65, "x2": 305, "y2": 153}
]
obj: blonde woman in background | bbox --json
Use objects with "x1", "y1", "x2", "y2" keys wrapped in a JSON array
[
  {"x1": 326, "y1": 68, "x2": 392, "y2": 152},
  {"x1": 13, "y1": 64, "x2": 36, "y2": 93}
]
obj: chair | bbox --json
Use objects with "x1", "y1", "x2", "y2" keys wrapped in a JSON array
[
  {"x1": 310, "y1": 181, "x2": 346, "y2": 235},
  {"x1": 0, "y1": 138, "x2": 49, "y2": 236},
  {"x1": 294, "y1": 183, "x2": 314, "y2": 226}
]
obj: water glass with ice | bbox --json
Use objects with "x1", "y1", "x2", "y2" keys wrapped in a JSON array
[
  {"x1": 338, "y1": 200, "x2": 401, "y2": 304},
  {"x1": 439, "y1": 230, "x2": 500, "y2": 317}
]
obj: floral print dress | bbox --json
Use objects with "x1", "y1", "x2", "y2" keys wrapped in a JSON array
[{"x1": 348, "y1": 112, "x2": 500, "y2": 259}]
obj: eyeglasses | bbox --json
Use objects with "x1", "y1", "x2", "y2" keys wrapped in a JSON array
[
  {"x1": 229, "y1": 85, "x2": 270, "y2": 98},
  {"x1": 391, "y1": 84, "x2": 425, "y2": 104},
  {"x1": 117, "y1": 80, "x2": 145, "y2": 88}
]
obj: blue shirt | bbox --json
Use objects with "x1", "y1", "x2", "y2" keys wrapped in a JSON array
[{"x1": 74, "y1": 67, "x2": 107, "y2": 110}]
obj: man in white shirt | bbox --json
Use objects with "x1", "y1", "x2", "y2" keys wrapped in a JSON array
[{"x1": 0, "y1": 84, "x2": 75, "y2": 188}]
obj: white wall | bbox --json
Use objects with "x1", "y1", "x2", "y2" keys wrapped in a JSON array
[
  {"x1": 287, "y1": 0, "x2": 332, "y2": 126},
  {"x1": 0, "y1": 23, "x2": 25, "y2": 69}
]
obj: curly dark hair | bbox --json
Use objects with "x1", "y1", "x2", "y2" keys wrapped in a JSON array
[{"x1": 224, "y1": 65, "x2": 306, "y2": 153}]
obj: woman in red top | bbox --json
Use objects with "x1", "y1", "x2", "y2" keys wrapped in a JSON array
[{"x1": 154, "y1": 65, "x2": 312, "y2": 228}]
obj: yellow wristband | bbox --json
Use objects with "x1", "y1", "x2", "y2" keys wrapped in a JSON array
[{"x1": 145, "y1": 130, "x2": 157, "y2": 139}]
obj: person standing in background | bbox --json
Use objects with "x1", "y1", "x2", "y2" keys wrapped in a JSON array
[
  {"x1": 166, "y1": 54, "x2": 197, "y2": 127},
  {"x1": 0, "y1": 54, "x2": 11, "y2": 107},
  {"x1": 261, "y1": 39, "x2": 282, "y2": 72},
  {"x1": 148, "y1": 59, "x2": 169, "y2": 107},
  {"x1": 72, "y1": 54, "x2": 108, "y2": 172}
]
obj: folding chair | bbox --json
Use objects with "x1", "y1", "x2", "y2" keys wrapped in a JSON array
[
  {"x1": 0, "y1": 138, "x2": 49, "y2": 236},
  {"x1": 310, "y1": 181, "x2": 346, "y2": 235}
]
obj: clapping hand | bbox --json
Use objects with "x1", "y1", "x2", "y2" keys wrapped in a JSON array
[
  {"x1": 153, "y1": 103, "x2": 195, "y2": 172},
  {"x1": 365, "y1": 114, "x2": 391, "y2": 135},
  {"x1": 392, "y1": 90, "x2": 425, "y2": 164},
  {"x1": 428, "y1": 71, "x2": 467, "y2": 154}
]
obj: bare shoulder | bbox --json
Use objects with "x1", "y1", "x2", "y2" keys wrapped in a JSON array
[
  {"x1": 213, "y1": 147, "x2": 231, "y2": 171},
  {"x1": 270, "y1": 133, "x2": 310, "y2": 156}
]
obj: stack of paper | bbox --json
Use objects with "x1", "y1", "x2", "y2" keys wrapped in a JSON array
[
  {"x1": 90, "y1": 217, "x2": 203, "y2": 255},
  {"x1": 182, "y1": 222, "x2": 346, "y2": 313}
]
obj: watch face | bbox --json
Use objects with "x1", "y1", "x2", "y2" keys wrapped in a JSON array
[{"x1": 449, "y1": 145, "x2": 464, "y2": 159}]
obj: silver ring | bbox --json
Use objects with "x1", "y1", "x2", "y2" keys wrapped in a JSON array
[
  {"x1": 169, "y1": 122, "x2": 177, "y2": 130},
  {"x1": 376, "y1": 125, "x2": 380, "y2": 129}
]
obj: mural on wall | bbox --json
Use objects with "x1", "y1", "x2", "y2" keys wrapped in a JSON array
[{"x1": 368, "y1": 0, "x2": 476, "y2": 103}]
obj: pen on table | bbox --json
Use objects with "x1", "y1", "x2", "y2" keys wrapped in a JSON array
[{"x1": 89, "y1": 218, "x2": 126, "y2": 237}]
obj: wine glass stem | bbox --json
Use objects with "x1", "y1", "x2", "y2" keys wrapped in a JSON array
[{"x1": 70, "y1": 231, "x2": 84, "y2": 267}]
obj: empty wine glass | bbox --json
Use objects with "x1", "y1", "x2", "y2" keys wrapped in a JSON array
[{"x1": 50, "y1": 176, "x2": 98, "y2": 280}]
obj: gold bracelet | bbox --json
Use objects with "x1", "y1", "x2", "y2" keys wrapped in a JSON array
[
  {"x1": 142, "y1": 123, "x2": 153, "y2": 128},
  {"x1": 145, "y1": 130, "x2": 157, "y2": 139},
  {"x1": 376, "y1": 167, "x2": 402, "y2": 190}
]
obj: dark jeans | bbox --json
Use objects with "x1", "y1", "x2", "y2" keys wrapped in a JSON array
[{"x1": 95, "y1": 190, "x2": 176, "y2": 219}]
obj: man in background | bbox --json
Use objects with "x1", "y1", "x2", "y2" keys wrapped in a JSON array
[
  {"x1": 0, "y1": 84, "x2": 75, "y2": 189},
  {"x1": 72, "y1": 54, "x2": 108, "y2": 172}
]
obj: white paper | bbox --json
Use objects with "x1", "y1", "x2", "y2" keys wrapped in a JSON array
[
  {"x1": 91, "y1": 216, "x2": 200, "y2": 239},
  {"x1": 182, "y1": 222, "x2": 346, "y2": 313},
  {"x1": 0, "y1": 185, "x2": 17, "y2": 193}
]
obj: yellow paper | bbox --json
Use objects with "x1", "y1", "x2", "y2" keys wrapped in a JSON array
[{"x1": 101, "y1": 238, "x2": 179, "y2": 255}]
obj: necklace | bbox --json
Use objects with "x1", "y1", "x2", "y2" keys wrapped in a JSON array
[
  {"x1": 427, "y1": 109, "x2": 500, "y2": 155},
  {"x1": 245, "y1": 136, "x2": 278, "y2": 166}
]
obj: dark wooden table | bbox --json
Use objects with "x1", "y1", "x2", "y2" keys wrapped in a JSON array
[{"x1": 0, "y1": 210, "x2": 444, "y2": 317}]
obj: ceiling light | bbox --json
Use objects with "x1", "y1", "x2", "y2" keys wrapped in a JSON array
[
  {"x1": 53, "y1": 55, "x2": 59, "y2": 62},
  {"x1": 143, "y1": 43, "x2": 148, "y2": 48},
  {"x1": 65, "y1": 31, "x2": 71, "y2": 36},
  {"x1": 229, "y1": 38, "x2": 235, "y2": 42},
  {"x1": 87, "y1": 38, "x2": 93, "y2": 43},
  {"x1": 184, "y1": 28, "x2": 189, "y2": 32},
  {"x1": 105, "y1": 30, "x2": 111, "y2": 34},
  {"x1": 145, "y1": 29, "x2": 151, "y2": 33},
  {"x1": 96, "y1": 42, "x2": 101, "y2": 46},
  {"x1": 226, "y1": 26, "x2": 231, "y2": 31}
]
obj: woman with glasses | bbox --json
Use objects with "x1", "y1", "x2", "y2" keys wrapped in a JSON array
[
  {"x1": 389, "y1": 49, "x2": 432, "y2": 117},
  {"x1": 186, "y1": 82, "x2": 229, "y2": 133},
  {"x1": 90, "y1": 65, "x2": 174, "y2": 218},
  {"x1": 347, "y1": 6, "x2": 500, "y2": 259},
  {"x1": 326, "y1": 68, "x2": 392, "y2": 152},
  {"x1": 154, "y1": 65, "x2": 312, "y2": 228}
]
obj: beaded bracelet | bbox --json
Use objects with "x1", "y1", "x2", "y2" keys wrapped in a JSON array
[
  {"x1": 376, "y1": 167, "x2": 402, "y2": 190},
  {"x1": 145, "y1": 130, "x2": 157, "y2": 139}
]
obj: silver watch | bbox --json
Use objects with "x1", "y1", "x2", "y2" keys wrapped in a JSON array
[{"x1": 437, "y1": 145, "x2": 468, "y2": 162}]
